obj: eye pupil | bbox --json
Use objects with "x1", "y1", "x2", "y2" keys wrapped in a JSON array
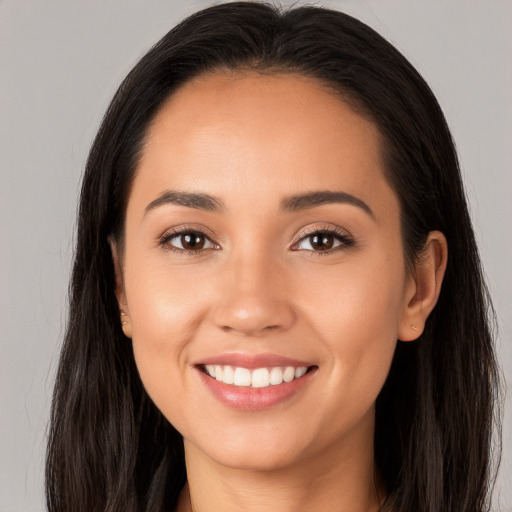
[
  {"x1": 182, "y1": 233, "x2": 204, "y2": 250},
  {"x1": 311, "y1": 233, "x2": 334, "y2": 250}
]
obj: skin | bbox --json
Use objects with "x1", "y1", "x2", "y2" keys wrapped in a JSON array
[{"x1": 111, "y1": 72, "x2": 447, "y2": 512}]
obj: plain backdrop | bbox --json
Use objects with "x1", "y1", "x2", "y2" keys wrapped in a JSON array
[{"x1": 0, "y1": 1, "x2": 511, "y2": 510}]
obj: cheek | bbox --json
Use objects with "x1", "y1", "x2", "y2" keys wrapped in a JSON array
[
  {"x1": 122, "y1": 253, "x2": 212, "y2": 412},
  {"x1": 302, "y1": 251, "x2": 405, "y2": 339},
  {"x1": 126, "y1": 248, "x2": 209, "y2": 338},
  {"x1": 300, "y1": 253, "x2": 404, "y2": 403}
]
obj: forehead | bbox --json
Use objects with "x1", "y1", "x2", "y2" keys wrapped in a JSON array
[{"x1": 131, "y1": 71, "x2": 396, "y2": 218}]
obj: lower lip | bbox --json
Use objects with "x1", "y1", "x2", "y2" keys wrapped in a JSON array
[{"x1": 196, "y1": 367, "x2": 316, "y2": 411}]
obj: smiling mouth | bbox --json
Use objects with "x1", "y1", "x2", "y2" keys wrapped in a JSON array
[{"x1": 198, "y1": 364, "x2": 317, "y2": 388}]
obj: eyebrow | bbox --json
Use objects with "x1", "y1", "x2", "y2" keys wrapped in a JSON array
[
  {"x1": 144, "y1": 189, "x2": 374, "y2": 218},
  {"x1": 145, "y1": 190, "x2": 224, "y2": 214},
  {"x1": 281, "y1": 190, "x2": 374, "y2": 217}
]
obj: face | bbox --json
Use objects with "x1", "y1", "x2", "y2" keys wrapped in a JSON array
[{"x1": 115, "y1": 72, "x2": 416, "y2": 471}]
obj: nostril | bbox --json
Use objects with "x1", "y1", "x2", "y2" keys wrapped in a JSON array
[{"x1": 212, "y1": 296, "x2": 297, "y2": 337}]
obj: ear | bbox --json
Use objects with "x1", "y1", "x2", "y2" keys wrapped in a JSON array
[
  {"x1": 398, "y1": 231, "x2": 448, "y2": 341},
  {"x1": 109, "y1": 237, "x2": 132, "y2": 339}
]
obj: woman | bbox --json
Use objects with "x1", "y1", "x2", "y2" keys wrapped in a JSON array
[{"x1": 45, "y1": 2, "x2": 501, "y2": 511}]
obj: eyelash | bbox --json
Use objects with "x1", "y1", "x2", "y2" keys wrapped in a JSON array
[
  {"x1": 158, "y1": 225, "x2": 355, "y2": 257},
  {"x1": 292, "y1": 226, "x2": 355, "y2": 255},
  {"x1": 158, "y1": 225, "x2": 219, "y2": 258}
]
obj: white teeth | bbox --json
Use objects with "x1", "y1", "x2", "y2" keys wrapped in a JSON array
[
  {"x1": 270, "y1": 367, "x2": 283, "y2": 385},
  {"x1": 233, "y1": 367, "x2": 252, "y2": 387},
  {"x1": 203, "y1": 364, "x2": 309, "y2": 388},
  {"x1": 283, "y1": 366, "x2": 295, "y2": 383},
  {"x1": 251, "y1": 368, "x2": 270, "y2": 388},
  {"x1": 295, "y1": 367, "x2": 307, "y2": 378},
  {"x1": 222, "y1": 365, "x2": 235, "y2": 384}
]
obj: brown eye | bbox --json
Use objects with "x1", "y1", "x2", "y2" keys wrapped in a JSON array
[
  {"x1": 293, "y1": 229, "x2": 354, "y2": 254},
  {"x1": 161, "y1": 230, "x2": 217, "y2": 253},
  {"x1": 179, "y1": 233, "x2": 206, "y2": 250},
  {"x1": 309, "y1": 233, "x2": 335, "y2": 251}
]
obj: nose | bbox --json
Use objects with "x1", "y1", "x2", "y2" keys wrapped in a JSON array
[{"x1": 211, "y1": 250, "x2": 296, "y2": 337}]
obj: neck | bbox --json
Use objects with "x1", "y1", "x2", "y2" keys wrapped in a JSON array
[{"x1": 176, "y1": 411, "x2": 384, "y2": 512}]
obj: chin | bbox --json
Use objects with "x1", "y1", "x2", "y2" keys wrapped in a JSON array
[
  {"x1": 186, "y1": 428, "x2": 308, "y2": 472},
  {"x1": 210, "y1": 447, "x2": 302, "y2": 472}
]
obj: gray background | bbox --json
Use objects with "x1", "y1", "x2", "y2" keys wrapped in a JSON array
[{"x1": 0, "y1": 1, "x2": 510, "y2": 510}]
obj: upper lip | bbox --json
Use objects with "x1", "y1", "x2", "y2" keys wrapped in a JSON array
[{"x1": 194, "y1": 352, "x2": 315, "y2": 370}]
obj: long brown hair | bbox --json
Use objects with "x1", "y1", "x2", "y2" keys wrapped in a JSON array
[{"x1": 46, "y1": 3, "x2": 501, "y2": 511}]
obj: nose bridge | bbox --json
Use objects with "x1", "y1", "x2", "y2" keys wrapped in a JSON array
[{"x1": 211, "y1": 242, "x2": 296, "y2": 336}]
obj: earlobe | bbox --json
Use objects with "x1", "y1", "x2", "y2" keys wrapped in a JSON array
[
  {"x1": 108, "y1": 237, "x2": 133, "y2": 339},
  {"x1": 398, "y1": 231, "x2": 448, "y2": 342}
]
